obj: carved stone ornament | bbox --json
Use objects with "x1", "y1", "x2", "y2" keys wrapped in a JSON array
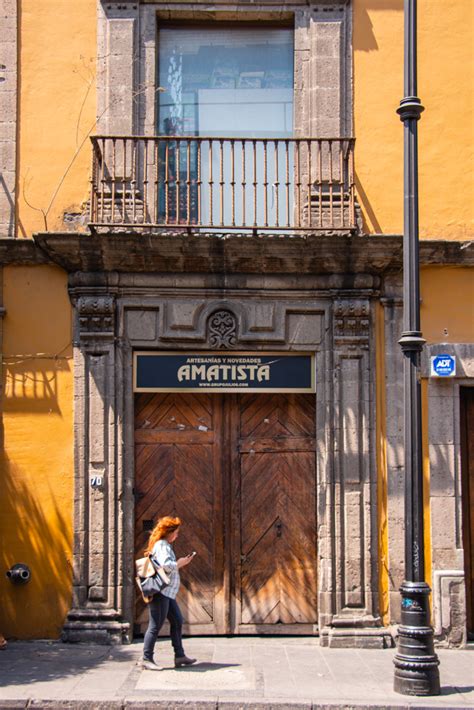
[
  {"x1": 333, "y1": 299, "x2": 370, "y2": 339},
  {"x1": 208, "y1": 310, "x2": 237, "y2": 349},
  {"x1": 77, "y1": 296, "x2": 115, "y2": 338}
]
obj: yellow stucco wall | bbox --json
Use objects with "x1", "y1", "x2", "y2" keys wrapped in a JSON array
[
  {"x1": 15, "y1": 0, "x2": 473, "y2": 240},
  {"x1": 0, "y1": 266, "x2": 73, "y2": 638},
  {"x1": 421, "y1": 267, "x2": 474, "y2": 343},
  {"x1": 17, "y1": 0, "x2": 96, "y2": 237},
  {"x1": 9, "y1": 0, "x2": 94, "y2": 639},
  {"x1": 354, "y1": 0, "x2": 474, "y2": 239}
]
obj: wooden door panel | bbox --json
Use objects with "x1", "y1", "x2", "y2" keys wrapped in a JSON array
[
  {"x1": 135, "y1": 445, "x2": 173, "y2": 501},
  {"x1": 241, "y1": 395, "x2": 288, "y2": 437},
  {"x1": 134, "y1": 392, "x2": 222, "y2": 635},
  {"x1": 285, "y1": 395, "x2": 316, "y2": 434},
  {"x1": 240, "y1": 451, "x2": 317, "y2": 625},
  {"x1": 135, "y1": 429, "x2": 215, "y2": 444},
  {"x1": 136, "y1": 392, "x2": 214, "y2": 431},
  {"x1": 135, "y1": 393, "x2": 176, "y2": 429},
  {"x1": 239, "y1": 437, "x2": 316, "y2": 453},
  {"x1": 279, "y1": 569, "x2": 316, "y2": 621},
  {"x1": 238, "y1": 393, "x2": 317, "y2": 629},
  {"x1": 241, "y1": 393, "x2": 315, "y2": 438},
  {"x1": 240, "y1": 455, "x2": 281, "y2": 556}
]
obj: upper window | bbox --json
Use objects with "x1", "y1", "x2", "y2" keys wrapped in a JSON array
[{"x1": 157, "y1": 26, "x2": 294, "y2": 138}]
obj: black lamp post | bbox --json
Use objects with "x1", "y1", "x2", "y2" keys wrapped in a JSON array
[{"x1": 393, "y1": 0, "x2": 440, "y2": 696}]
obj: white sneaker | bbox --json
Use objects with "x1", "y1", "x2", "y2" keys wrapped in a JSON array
[{"x1": 141, "y1": 659, "x2": 162, "y2": 671}]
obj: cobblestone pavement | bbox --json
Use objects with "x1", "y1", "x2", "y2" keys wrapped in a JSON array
[{"x1": 0, "y1": 637, "x2": 473, "y2": 709}]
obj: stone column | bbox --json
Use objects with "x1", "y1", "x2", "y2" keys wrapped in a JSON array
[
  {"x1": 320, "y1": 295, "x2": 390, "y2": 647},
  {"x1": 62, "y1": 295, "x2": 129, "y2": 643}
]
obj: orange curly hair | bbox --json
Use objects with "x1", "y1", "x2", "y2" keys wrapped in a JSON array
[{"x1": 144, "y1": 516, "x2": 181, "y2": 555}]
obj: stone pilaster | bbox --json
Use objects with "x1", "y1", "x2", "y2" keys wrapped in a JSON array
[
  {"x1": 63, "y1": 294, "x2": 130, "y2": 643},
  {"x1": 97, "y1": 1, "x2": 139, "y2": 136},
  {"x1": 381, "y1": 290, "x2": 405, "y2": 625},
  {"x1": 293, "y1": 3, "x2": 352, "y2": 224},
  {"x1": 310, "y1": 3, "x2": 351, "y2": 137},
  {"x1": 320, "y1": 294, "x2": 390, "y2": 648},
  {"x1": 294, "y1": 1, "x2": 352, "y2": 138}
]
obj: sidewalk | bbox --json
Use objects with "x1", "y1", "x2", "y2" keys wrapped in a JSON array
[{"x1": 0, "y1": 637, "x2": 473, "y2": 709}]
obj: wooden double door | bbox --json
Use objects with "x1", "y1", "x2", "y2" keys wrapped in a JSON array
[{"x1": 134, "y1": 391, "x2": 317, "y2": 635}]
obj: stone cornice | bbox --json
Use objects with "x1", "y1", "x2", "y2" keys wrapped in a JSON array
[
  {"x1": 0, "y1": 238, "x2": 52, "y2": 265},
  {"x1": 0, "y1": 234, "x2": 472, "y2": 273},
  {"x1": 23, "y1": 232, "x2": 474, "y2": 275}
]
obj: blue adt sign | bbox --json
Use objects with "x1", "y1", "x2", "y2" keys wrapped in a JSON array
[{"x1": 430, "y1": 354, "x2": 456, "y2": 377}]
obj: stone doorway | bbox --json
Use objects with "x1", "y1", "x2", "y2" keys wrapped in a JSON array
[{"x1": 61, "y1": 281, "x2": 385, "y2": 647}]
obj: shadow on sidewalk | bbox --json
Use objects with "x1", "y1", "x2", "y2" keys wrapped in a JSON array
[
  {"x1": 171, "y1": 662, "x2": 241, "y2": 673},
  {"x1": 441, "y1": 686, "x2": 474, "y2": 696},
  {"x1": 0, "y1": 642, "x2": 139, "y2": 686}
]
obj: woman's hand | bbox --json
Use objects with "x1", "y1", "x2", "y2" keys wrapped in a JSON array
[{"x1": 177, "y1": 553, "x2": 195, "y2": 569}]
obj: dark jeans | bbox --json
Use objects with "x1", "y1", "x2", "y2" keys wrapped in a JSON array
[{"x1": 143, "y1": 593, "x2": 185, "y2": 661}]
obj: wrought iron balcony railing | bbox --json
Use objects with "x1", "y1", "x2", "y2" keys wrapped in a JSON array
[{"x1": 90, "y1": 135, "x2": 356, "y2": 232}]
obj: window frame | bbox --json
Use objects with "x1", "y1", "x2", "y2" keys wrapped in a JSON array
[{"x1": 96, "y1": 0, "x2": 353, "y2": 141}]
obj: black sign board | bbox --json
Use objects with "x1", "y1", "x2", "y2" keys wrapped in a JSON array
[{"x1": 134, "y1": 352, "x2": 315, "y2": 393}]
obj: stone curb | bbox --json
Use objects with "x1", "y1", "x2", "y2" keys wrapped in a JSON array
[{"x1": 3, "y1": 699, "x2": 470, "y2": 710}]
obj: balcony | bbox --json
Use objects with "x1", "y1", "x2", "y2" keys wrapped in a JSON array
[{"x1": 89, "y1": 136, "x2": 356, "y2": 233}]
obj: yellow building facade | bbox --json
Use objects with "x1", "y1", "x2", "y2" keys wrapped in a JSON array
[{"x1": 0, "y1": 0, "x2": 472, "y2": 645}]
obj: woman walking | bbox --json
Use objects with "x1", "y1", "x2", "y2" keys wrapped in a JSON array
[{"x1": 142, "y1": 515, "x2": 196, "y2": 671}]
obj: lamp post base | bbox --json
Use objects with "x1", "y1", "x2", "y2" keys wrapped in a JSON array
[{"x1": 393, "y1": 581, "x2": 440, "y2": 696}]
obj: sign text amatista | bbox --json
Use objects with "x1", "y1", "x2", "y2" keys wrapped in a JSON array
[{"x1": 134, "y1": 352, "x2": 315, "y2": 393}]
